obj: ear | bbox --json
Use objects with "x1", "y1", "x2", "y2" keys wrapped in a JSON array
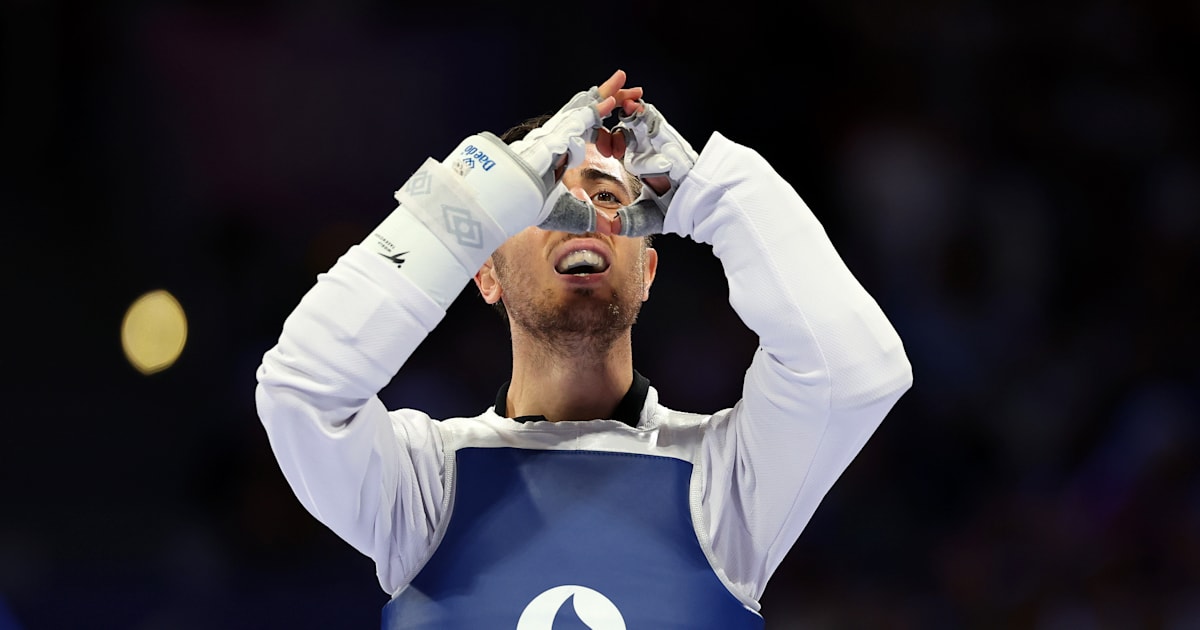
[
  {"x1": 474, "y1": 257, "x2": 503, "y2": 305},
  {"x1": 641, "y1": 247, "x2": 658, "y2": 302}
]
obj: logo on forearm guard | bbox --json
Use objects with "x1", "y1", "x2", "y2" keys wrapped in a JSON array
[
  {"x1": 461, "y1": 145, "x2": 497, "y2": 172},
  {"x1": 380, "y1": 251, "x2": 409, "y2": 268},
  {"x1": 442, "y1": 205, "x2": 484, "y2": 248},
  {"x1": 406, "y1": 169, "x2": 433, "y2": 195}
]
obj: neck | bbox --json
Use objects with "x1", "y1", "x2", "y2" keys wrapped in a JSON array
[{"x1": 505, "y1": 325, "x2": 634, "y2": 422}]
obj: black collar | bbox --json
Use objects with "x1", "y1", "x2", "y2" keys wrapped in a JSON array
[{"x1": 493, "y1": 370, "x2": 650, "y2": 428}]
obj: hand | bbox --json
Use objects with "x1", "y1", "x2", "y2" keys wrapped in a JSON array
[
  {"x1": 603, "y1": 69, "x2": 646, "y2": 120},
  {"x1": 509, "y1": 73, "x2": 623, "y2": 192},
  {"x1": 378, "y1": 72, "x2": 644, "y2": 282},
  {"x1": 437, "y1": 72, "x2": 633, "y2": 240},
  {"x1": 549, "y1": 70, "x2": 643, "y2": 180},
  {"x1": 608, "y1": 100, "x2": 699, "y2": 236},
  {"x1": 535, "y1": 71, "x2": 648, "y2": 235}
]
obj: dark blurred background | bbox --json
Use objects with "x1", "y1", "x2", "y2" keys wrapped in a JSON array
[{"x1": 4, "y1": 0, "x2": 1198, "y2": 628}]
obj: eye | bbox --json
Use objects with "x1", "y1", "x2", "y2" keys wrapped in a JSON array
[{"x1": 591, "y1": 189, "x2": 623, "y2": 209}]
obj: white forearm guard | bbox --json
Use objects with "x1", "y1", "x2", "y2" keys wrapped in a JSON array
[
  {"x1": 360, "y1": 87, "x2": 612, "y2": 307},
  {"x1": 358, "y1": 159, "x2": 498, "y2": 310}
]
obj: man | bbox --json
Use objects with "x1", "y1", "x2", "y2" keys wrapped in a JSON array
[{"x1": 256, "y1": 70, "x2": 912, "y2": 628}]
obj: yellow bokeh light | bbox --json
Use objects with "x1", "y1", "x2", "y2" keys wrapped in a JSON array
[{"x1": 121, "y1": 289, "x2": 188, "y2": 375}]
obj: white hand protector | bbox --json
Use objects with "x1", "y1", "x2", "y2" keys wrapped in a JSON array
[
  {"x1": 522, "y1": 87, "x2": 613, "y2": 234},
  {"x1": 437, "y1": 85, "x2": 610, "y2": 238},
  {"x1": 612, "y1": 101, "x2": 699, "y2": 237},
  {"x1": 362, "y1": 87, "x2": 608, "y2": 309}
]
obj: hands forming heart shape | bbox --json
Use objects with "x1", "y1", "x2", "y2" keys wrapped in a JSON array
[
  {"x1": 589, "y1": 69, "x2": 672, "y2": 197},
  {"x1": 591, "y1": 69, "x2": 643, "y2": 161}
]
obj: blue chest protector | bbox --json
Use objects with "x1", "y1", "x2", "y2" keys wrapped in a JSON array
[{"x1": 382, "y1": 447, "x2": 763, "y2": 629}]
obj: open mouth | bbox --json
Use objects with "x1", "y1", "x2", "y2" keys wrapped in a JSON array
[{"x1": 554, "y1": 249, "x2": 610, "y2": 276}]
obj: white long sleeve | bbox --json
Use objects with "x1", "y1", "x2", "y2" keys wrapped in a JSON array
[
  {"x1": 255, "y1": 245, "x2": 455, "y2": 591},
  {"x1": 669, "y1": 132, "x2": 913, "y2": 601}
]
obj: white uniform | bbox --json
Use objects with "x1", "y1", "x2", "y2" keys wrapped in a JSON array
[{"x1": 256, "y1": 131, "x2": 913, "y2": 624}]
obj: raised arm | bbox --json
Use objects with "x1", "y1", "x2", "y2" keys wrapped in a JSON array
[
  {"x1": 254, "y1": 72, "x2": 638, "y2": 592},
  {"x1": 617, "y1": 105, "x2": 913, "y2": 603}
]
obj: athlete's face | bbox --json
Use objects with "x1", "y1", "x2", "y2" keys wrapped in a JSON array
[{"x1": 474, "y1": 144, "x2": 658, "y2": 343}]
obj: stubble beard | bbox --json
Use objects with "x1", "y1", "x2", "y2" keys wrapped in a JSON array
[{"x1": 496, "y1": 253, "x2": 646, "y2": 357}]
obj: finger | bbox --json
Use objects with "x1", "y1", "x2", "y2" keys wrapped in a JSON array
[
  {"x1": 595, "y1": 127, "x2": 614, "y2": 158},
  {"x1": 593, "y1": 95, "x2": 617, "y2": 118},
  {"x1": 596, "y1": 69, "x2": 626, "y2": 100},
  {"x1": 611, "y1": 128, "x2": 628, "y2": 160},
  {"x1": 644, "y1": 175, "x2": 671, "y2": 196},
  {"x1": 621, "y1": 98, "x2": 643, "y2": 116},
  {"x1": 553, "y1": 154, "x2": 568, "y2": 181},
  {"x1": 614, "y1": 86, "x2": 643, "y2": 106}
]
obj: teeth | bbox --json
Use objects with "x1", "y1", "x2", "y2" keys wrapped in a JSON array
[{"x1": 555, "y1": 249, "x2": 608, "y2": 274}]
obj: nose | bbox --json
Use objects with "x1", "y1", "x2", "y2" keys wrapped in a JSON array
[
  {"x1": 593, "y1": 206, "x2": 620, "y2": 235},
  {"x1": 568, "y1": 185, "x2": 620, "y2": 235}
]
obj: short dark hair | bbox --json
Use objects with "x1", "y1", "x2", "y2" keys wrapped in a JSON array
[
  {"x1": 498, "y1": 114, "x2": 551, "y2": 144},
  {"x1": 487, "y1": 115, "x2": 654, "y2": 326}
]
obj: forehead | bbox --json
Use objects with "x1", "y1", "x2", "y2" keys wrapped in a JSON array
[{"x1": 572, "y1": 144, "x2": 626, "y2": 183}]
